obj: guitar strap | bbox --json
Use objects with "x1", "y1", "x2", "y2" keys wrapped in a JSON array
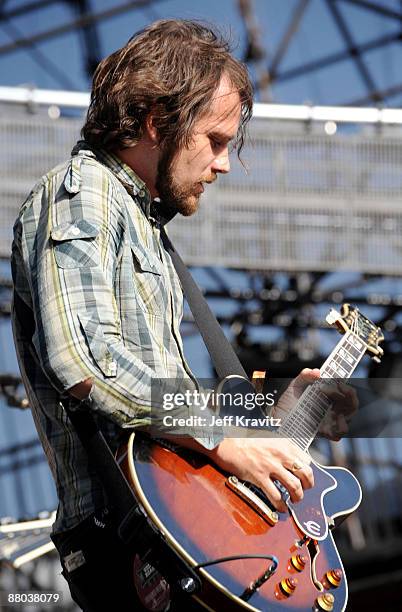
[{"x1": 160, "y1": 227, "x2": 248, "y2": 380}]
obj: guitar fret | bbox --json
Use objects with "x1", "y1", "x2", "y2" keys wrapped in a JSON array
[
  {"x1": 307, "y1": 388, "x2": 331, "y2": 407},
  {"x1": 343, "y1": 343, "x2": 362, "y2": 360},
  {"x1": 292, "y1": 437, "x2": 310, "y2": 451},
  {"x1": 338, "y1": 347, "x2": 355, "y2": 366},
  {"x1": 280, "y1": 330, "x2": 367, "y2": 450},
  {"x1": 336, "y1": 358, "x2": 353, "y2": 374},
  {"x1": 299, "y1": 408, "x2": 325, "y2": 424},
  {"x1": 324, "y1": 357, "x2": 352, "y2": 377},
  {"x1": 282, "y1": 409, "x2": 320, "y2": 438},
  {"x1": 285, "y1": 416, "x2": 313, "y2": 433}
]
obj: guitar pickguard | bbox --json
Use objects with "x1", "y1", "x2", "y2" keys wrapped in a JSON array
[{"x1": 287, "y1": 461, "x2": 362, "y2": 540}]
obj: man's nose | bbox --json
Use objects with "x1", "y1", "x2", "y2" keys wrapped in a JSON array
[{"x1": 212, "y1": 149, "x2": 230, "y2": 174}]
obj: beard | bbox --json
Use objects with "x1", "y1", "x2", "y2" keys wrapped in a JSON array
[{"x1": 155, "y1": 147, "x2": 209, "y2": 217}]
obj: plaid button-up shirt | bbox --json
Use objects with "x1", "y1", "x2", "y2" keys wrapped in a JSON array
[{"x1": 11, "y1": 141, "x2": 219, "y2": 534}]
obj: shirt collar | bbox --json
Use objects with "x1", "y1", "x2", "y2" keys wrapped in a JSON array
[{"x1": 71, "y1": 140, "x2": 176, "y2": 226}]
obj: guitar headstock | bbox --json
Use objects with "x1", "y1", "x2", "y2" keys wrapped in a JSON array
[{"x1": 326, "y1": 303, "x2": 384, "y2": 363}]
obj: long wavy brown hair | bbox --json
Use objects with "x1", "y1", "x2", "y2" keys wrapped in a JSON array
[{"x1": 82, "y1": 19, "x2": 253, "y2": 156}]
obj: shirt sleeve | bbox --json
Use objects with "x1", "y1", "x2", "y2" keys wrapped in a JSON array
[{"x1": 17, "y1": 158, "x2": 222, "y2": 449}]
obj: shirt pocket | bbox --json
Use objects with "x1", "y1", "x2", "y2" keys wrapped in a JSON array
[
  {"x1": 51, "y1": 220, "x2": 100, "y2": 269},
  {"x1": 77, "y1": 312, "x2": 118, "y2": 378},
  {"x1": 130, "y1": 242, "x2": 167, "y2": 317}
]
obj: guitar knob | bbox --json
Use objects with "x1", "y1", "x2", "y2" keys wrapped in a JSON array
[
  {"x1": 289, "y1": 554, "x2": 307, "y2": 572},
  {"x1": 325, "y1": 568, "x2": 343, "y2": 588},
  {"x1": 279, "y1": 577, "x2": 297, "y2": 597},
  {"x1": 315, "y1": 593, "x2": 335, "y2": 611}
]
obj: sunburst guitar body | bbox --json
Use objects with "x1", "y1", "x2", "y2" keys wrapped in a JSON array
[{"x1": 119, "y1": 305, "x2": 384, "y2": 611}]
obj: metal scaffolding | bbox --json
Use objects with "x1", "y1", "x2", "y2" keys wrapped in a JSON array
[{"x1": 1, "y1": 1, "x2": 402, "y2": 105}]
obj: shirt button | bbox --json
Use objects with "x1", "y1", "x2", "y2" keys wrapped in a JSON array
[
  {"x1": 108, "y1": 361, "x2": 117, "y2": 376},
  {"x1": 71, "y1": 227, "x2": 81, "y2": 236},
  {"x1": 139, "y1": 190, "x2": 145, "y2": 197}
]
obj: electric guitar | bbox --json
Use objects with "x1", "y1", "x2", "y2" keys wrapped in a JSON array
[{"x1": 119, "y1": 305, "x2": 384, "y2": 611}]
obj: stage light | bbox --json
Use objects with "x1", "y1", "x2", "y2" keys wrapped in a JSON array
[{"x1": 324, "y1": 121, "x2": 337, "y2": 135}]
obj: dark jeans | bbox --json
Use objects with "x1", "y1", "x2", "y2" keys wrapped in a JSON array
[{"x1": 51, "y1": 510, "x2": 204, "y2": 611}]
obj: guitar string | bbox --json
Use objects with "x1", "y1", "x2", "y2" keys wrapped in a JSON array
[{"x1": 280, "y1": 313, "x2": 368, "y2": 451}]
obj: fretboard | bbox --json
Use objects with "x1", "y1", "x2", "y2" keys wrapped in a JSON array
[{"x1": 279, "y1": 331, "x2": 366, "y2": 451}]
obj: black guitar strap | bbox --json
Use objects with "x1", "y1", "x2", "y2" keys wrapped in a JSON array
[{"x1": 160, "y1": 227, "x2": 248, "y2": 381}]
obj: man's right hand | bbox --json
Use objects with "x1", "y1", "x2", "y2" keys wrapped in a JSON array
[{"x1": 208, "y1": 437, "x2": 314, "y2": 513}]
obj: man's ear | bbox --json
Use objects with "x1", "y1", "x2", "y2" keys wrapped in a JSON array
[{"x1": 144, "y1": 113, "x2": 159, "y2": 145}]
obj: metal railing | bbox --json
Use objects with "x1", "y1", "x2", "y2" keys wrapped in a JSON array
[{"x1": 2, "y1": 87, "x2": 402, "y2": 273}]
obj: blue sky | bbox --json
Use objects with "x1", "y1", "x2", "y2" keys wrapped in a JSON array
[{"x1": 1, "y1": 0, "x2": 402, "y2": 106}]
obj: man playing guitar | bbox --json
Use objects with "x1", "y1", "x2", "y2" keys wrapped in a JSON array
[{"x1": 11, "y1": 19, "x2": 356, "y2": 611}]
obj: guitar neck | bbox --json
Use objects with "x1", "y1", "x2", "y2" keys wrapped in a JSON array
[{"x1": 279, "y1": 331, "x2": 366, "y2": 452}]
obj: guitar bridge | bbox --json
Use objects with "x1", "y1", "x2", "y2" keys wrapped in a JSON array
[{"x1": 226, "y1": 476, "x2": 279, "y2": 526}]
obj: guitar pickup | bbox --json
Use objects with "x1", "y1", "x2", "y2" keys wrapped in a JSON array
[{"x1": 226, "y1": 476, "x2": 279, "y2": 526}]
